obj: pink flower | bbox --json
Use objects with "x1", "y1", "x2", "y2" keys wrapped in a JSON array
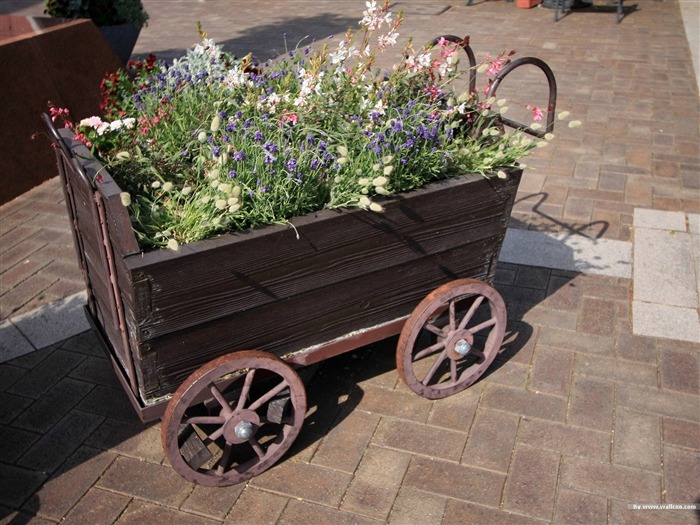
[
  {"x1": 527, "y1": 105, "x2": 544, "y2": 122},
  {"x1": 280, "y1": 112, "x2": 298, "y2": 125}
]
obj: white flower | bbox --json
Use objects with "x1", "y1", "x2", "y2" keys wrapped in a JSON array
[
  {"x1": 181, "y1": 186, "x2": 192, "y2": 195},
  {"x1": 162, "y1": 182, "x2": 173, "y2": 192},
  {"x1": 369, "y1": 202, "x2": 384, "y2": 212},
  {"x1": 151, "y1": 181, "x2": 161, "y2": 189},
  {"x1": 119, "y1": 192, "x2": 131, "y2": 206}
]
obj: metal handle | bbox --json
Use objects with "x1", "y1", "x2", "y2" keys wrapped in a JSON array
[
  {"x1": 428, "y1": 34, "x2": 477, "y2": 94},
  {"x1": 486, "y1": 56, "x2": 558, "y2": 137}
]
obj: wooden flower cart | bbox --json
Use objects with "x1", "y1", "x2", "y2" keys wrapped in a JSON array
[{"x1": 43, "y1": 38, "x2": 556, "y2": 487}]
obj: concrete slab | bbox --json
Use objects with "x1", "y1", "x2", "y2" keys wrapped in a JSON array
[
  {"x1": 633, "y1": 209, "x2": 688, "y2": 232},
  {"x1": 9, "y1": 292, "x2": 89, "y2": 350},
  {"x1": 632, "y1": 300, "x2": 700, "y2": 344},
  {"x1": 633, "y1": 227, "x2": 698, "y2": 309},
  {"x1": 499, "y1": 229, "x2": 632, "y2": 278}
]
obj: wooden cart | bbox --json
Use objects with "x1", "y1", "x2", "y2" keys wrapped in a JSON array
[{"x1": 43, "y1": 39, "x2": 556, "y2": 487}]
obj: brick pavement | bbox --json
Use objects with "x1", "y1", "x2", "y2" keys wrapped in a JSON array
[{"x1": 0, "y1": 0, "x2": 699, "y2": 523}]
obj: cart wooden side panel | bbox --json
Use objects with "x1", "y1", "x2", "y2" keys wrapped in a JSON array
[{"x1": 122, "y1": 171, "x2": 521, "y2": 403}]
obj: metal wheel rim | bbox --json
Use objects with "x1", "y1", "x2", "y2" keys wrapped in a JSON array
[
  {"x1": 397, "y1": 278, "x2": 507, "y2": 399},
  {"x1": 161, "y1": 350, "x2": 306, "y2": 487}
]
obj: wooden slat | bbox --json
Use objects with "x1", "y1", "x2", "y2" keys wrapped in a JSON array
[{"x1": 127, "y1": 172, "x2": 520, "y2": 342}]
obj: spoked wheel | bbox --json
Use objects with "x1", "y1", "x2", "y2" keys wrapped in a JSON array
[
  {"x1": 397, "y1": 279, "x2": 507, "y2": 399},
  {"x1": 161, "y1": 350, "x2": 306, "y2": 487}
]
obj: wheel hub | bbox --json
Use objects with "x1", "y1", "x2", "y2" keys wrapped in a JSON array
[
  {"x1": 445, "y1": 331, "x2": 474, "y2": 360},
  {"x1": 222, "y1": 409, "x2": 260, "y2": 444}
]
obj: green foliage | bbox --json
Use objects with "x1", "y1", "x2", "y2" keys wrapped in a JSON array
[{"x1": 44, "y1": 0, "x2": 149, "y2": 28}]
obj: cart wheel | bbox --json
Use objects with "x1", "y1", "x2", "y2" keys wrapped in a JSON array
[
  {"x1": 161, "y1": 350, "x2": 306, "y2": 487},
  {"x1": 397, "y1": 279, "x2": 506, "y2": 399}
]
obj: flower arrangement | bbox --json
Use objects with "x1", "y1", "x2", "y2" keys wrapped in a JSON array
[
  {"x1": 51, "y1": 1, "x2": 577, "y2": 251},
  {"x1": 44, "y1": 0, "x2": 149, "y2": 28}
]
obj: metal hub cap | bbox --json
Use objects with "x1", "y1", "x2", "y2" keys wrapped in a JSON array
[
  {"x1": 454, "y1": 338, "x2": 472, "y2": 356},
  {"x1": 234, "y1": 421, "x2": 254, "y2": 440}
]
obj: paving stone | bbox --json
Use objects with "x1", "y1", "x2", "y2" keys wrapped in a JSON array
[
  {"x1": 538, "y1": 326, "x2": 616, "y2": 356},
  {"x1": 387, "y1": 487, "x2": 446, "y2": 525},
  {"x1": 22, "y1": 446, "x2": 116, "y2": 521},
  {"x1": 373, "y1": 418, "x2": 466, "y2": 463},
  {"x1": 578, "y1": 297, "x2": 617, "y2": 336},
  {"x1": 17, "y1": 409, "x2": 104, "y2": 474},
  {"x1": 7, "y1": 348, "x2": 85, "y2": 399},
  {"x1": 485, "y1": 360, "x2": 530, "y2": 389},
  {"x1": 561, "y1": 456, "x2": 661, "y2": 502},
  {"x1": 517, "y1": 418, "x2": 611, "y2": 463},
  {"x1": 0, "y1": 363, "x2": 26, "y2": 392},
  {"x1": 251, "y1": 459, "x2": 352, "y2": 507},
  {"x1": 403, "y1": 457, "x2": 504, "y2": 507},
  {"x1": 97, "y1": 456, "x2": 194, "y2": 508},
  {"x1": 0, "y1": 426, "x2": 40, "y2": 464},
  {"x1": 115, "y1": 500, "x2": 219, "y2": 525},
  {"x1": 529, "y1": 346, "x2": 574, "y2": 397},
  {"x1": 426, "y1": 384, "x2": 480, "y2": 431},
  {"x1": 662, "y1": 447, "x2": 700, "y2": 503},
  {"x1": 521, "y1": 306, "x2": 578, "y2": 331},
  {"x1": 658, "y1": 347, "x2": 700, "y2": 394},
  {"x1": 634, "y1": 209, "x2": 687, "y2": 231},
  {"x1": 615, "y1": 332, "x2": 657, "y2": 362},
  {"x1": 225, "y1": 488, "x2": 287, "y2": 525},
  {"x1": 568, "y1": 376, "x2": 615, "y2": 432},
  {"x1": 13, "y1": 377, "x2": 95, "y2": 433},
  {"x1": 85, "y1": 419, "x2": 164, "y2": 463},
  {"x1": 481, "y1": 384, "x2": 567, "y2": 423},
  {"x1": 574, "y1": 352, "x2": 658, "y2": 387},
  {"x1": 662, "y1": 418, "x2": 700, "y2": 450},
  {"x1": 461, "y1": 408, "x2": 519, "y2": 473},
  {"x1": 311, "y1": 410, "x2": 379, "y2": 473},
  {"x1": 0, "y1": 464, "x2": 46, "y2": 509},
  {"x1": 0, "y1": 391, "x2": 33, "y2": 423},
  {"x1": 616, "y1": 382, "x2": 700, "y2": 422},
  {"x1": 355, "y1": 383, "x2": 433, "y2": 423},
  {"x1": 0, "y1": 321, "x2": 36, "y2": 364},
  {"x1": 61, "y1": 487, "x2": 131, "y2": 525},
  {"x1": 503, "y1": 445, "x2": 560, "y2": 520},
  {"x1": 633, "y1": 301, "x2": 700, "y2": 344},
  {"x1": 278, "y1": 499, "x2": 381, "y2": 525},
  {"x1": 613, "y1": 408, "x2": 661, "y2": 472},
  {"x1": 341, "y1": 446, "x2": 411, "y2": 519},
  {"x1": 442, "y1": 499, "x2": 543, "y2": 525},
  {"x1": 554, "y1": 489, "x2": 608, "y2": 525},
  {"x1": 76, "y1": 385, "x2": 142, "y2": 423},
  {"x1": 180, "y1": 483, "x2": 243, "y2": 521}
]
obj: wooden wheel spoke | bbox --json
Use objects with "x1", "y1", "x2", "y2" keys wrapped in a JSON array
[
  {"x1": 216, "y1": 442, "x2": 234, "y2": 476},
  {"x1": 422, "y1": 349, "x2": 447, "y2": 385},
  {"x1": 450, "y1": 358, "x2": 458, "y2": 384},
  {"x1": 458, "y1": 296, "x2": 484, "y2": 330},
  {"x1": 210, "y1": 383, "x2": 233, "y2": 417},
  {"x1": 414, "y1": 339, "x2": 445, "y2": 360},
  {"x1": 237, "y1": 369, "x2": 256, "y2": 411},
  {"x1": 424, "y1": 322, "x2": 445, "y2": 337},
  {"x1": 249, "y1": 437, "x2": 266, "y2": 460},
  {"x1": 470, "y1": 316, "x2": 497, "y2": 334},
  {"x1": 205, "y1": 426, "x2": 225, "y2": 443},
  {"x1": 185, "y1": 415, "x2": 226, "y2": 426},
  {"x1": 449, "y1": 300, "x2": 456, "y2": 330},
  {"x1": 248, "y1": 379, "x2": 289, "y2": 411},
  {"x1": 470, "y1": 347, "x2": 486, "y2": 362}
]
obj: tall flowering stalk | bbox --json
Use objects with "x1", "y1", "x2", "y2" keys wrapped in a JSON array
[{"x1": 53, "y1": 0, "x2": 576, "y2": 251}]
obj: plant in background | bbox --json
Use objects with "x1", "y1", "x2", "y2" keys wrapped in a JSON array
[
  {"x1": 52, "y1": 0, "x2": 577, "y2": 251},
  {"x1": 44, "y1": 0, "x2": 149, "y2": 28}
]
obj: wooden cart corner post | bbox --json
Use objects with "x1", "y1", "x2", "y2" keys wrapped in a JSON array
[{"x1": 42, "y1": 40, "x2": 557, "y2": 487}]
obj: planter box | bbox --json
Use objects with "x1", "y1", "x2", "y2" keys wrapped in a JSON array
[
  {"x1": 516, "y1": 0, "x2": 541, "y2": 7},
  {"x1": 52, "y1": 127, "x2": 522, "y2": 413}
]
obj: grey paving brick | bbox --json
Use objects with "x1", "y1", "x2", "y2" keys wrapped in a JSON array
[
  {"x1": 574, "y1": 352, "x2": 658, "y2": 387},
  {"x1": 482, "y1": 384, "x2": 568, "y2": 423},
  {"x1": 251, "y1": 459, "x2": 352, "y2": 507},
  {"x1": 225, "y1": 488, "x2": 287, "y2": 525},
  {"x1": 61, "y1": 487, "x2": 131, "y2": 525},
  {"x1": 373, "y1": 418, "x2": 466, "y2": 463},
  {"x1": 529, "y1": 346, "x2": 574, "y2": 397},
  {"x1": 0, "y1": 464, "x2": 46, "y2": 509},
  {"x1": 659, "y1": 346, "x2": 700, "y2": 394},
  {"x1": 503, "y1": 445, "x2": 560, "y2": 521},
  {"x1": 7, "y1": 348, "x2": 85, "y2": 399},
  {"x1": 663, "y1": 447, "x2": 700, "y2": 504},
  {"x1": 518, "y1": 418, "x2": 611, "y2": 463},
  {"x1": 568, "y1": 376, "x2": 615, "y2": 432},
  {"x1": 22, "y1": 446, "x2": 116, "y2": 521},
  {"x1": 115, "y1": 500, "x2": 220, "y2": 525},
  {"x1": 355, "y1": 383, "x2": 433, "y2": 423},
  {"x1": 388, "y1": 487, "x2": 446, "y2": 525},
  {"x1": 311, "y1": 410, "x2": 379, "y2": 473},
  {"x1": 403, "y1": 457, "x2": 504, "y2": 507},
  {"x1": 613, "y1": 409, "x2": 662, "y2": 472},
  {"x1": 278, "y1": 499, "x2": 381, "y2": 525},
  {"x1": 426, "y1": 384, "x2": 480, "y2": 431},
  {"x1": 663, "y1": 418, "x2": 700, "y2": 450},
  {"x1": 97, "y1": 456, "x2": 194, "y2": 508},
  {"x1": 181, "y1": 483, "x2": 244, "y2": 521},
  {"x1": 461, "y1": 408, "x2": 519, "y2": 473},
  {"x1": 442, "y1": 499, "x2": 543, "y2": 525},
  {"x1": 616, "y1": 382, "x2": 700, "y2": 423}
]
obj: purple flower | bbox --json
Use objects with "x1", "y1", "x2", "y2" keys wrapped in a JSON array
[
  {"x1": 212, "y1": 146, "x2": 221, "y2": 157},
  {"x1": 254, "y1": 130, "x2": 264, "y2": 142},
  {"x1": 229, "y1": 170, "x2": 237, "y2": 178},
  {"x1": 233, "y1": 150, "x2": 245, "y2": 161}
]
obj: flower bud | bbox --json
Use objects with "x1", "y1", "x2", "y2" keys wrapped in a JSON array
[
  {"x1": 373, "y1": 176, "x2": 388, "y2": 187},
  {"x1": 167, "y1": 239, "x2": 179, "y2": 251},
  {"x1": 162, "y1": 182, "x2": 173, "y2": 192},
  {"x1": 198, "y1": 131, "x2": 208, "y2": 142},
  {"x1": 210, "y1": 115, "x2": 221, "y2": 132},
  {"x1": 369, "y1": 202, "x2": 384, "y2": 212},
  {"x1": 119, "y1": 192, "x2": 131, "y2": 206}
]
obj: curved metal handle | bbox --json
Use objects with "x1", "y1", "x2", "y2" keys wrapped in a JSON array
[
  {"x1": 486, "y1": 56, "x2": 558, "y2": 137},
  {"x1": 427, "y1": 35, "x2": 476, "y2": 94}
]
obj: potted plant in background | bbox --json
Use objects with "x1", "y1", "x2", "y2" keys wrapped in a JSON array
[{"x1": 44, "y1": 0, "x2": 149, "y2": 63}]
